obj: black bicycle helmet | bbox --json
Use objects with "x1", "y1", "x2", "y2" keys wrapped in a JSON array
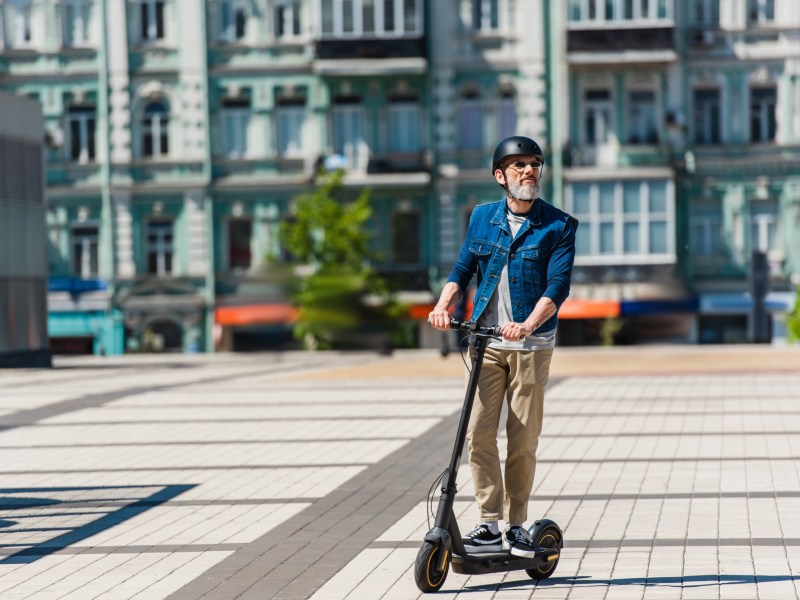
[{"x1": 491, "y1": 136, "x2": 544, "y2": 174}]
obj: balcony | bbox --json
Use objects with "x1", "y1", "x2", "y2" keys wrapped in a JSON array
[
  {"x1": 313, "y1": 36, "x2": 427, "y2": 75},
  {"x1": 211, "y1": 156, "x2": 309, "y2": 186},
  {"x1": 367, "y1": 150, "x2": 429, "y2": 174},
  {"x1": 47, "y1": 162, "x2": 103, "y2": 189},
  {"x1": 564, "y1": 144, "x2": 673, "y2": 169},
  {"x1": 567, "y1": 25, "x2": 676, "y2": 65}
]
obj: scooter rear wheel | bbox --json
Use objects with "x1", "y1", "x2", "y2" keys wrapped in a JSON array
[
  {"x1": 414, "y1": 541, "x2": 450, "y2": 592},
  {"x1": 525, "y1": 525, "x2": 562, "y2": 580}
]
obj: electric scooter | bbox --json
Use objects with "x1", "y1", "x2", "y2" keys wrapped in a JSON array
[{"x1": 414, "y1": 319, "x2": 563, "y2": 593}]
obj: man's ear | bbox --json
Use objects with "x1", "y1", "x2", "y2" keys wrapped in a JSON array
[{"x1": 494, "y1": 168, "x2": 506, "y2": 185}]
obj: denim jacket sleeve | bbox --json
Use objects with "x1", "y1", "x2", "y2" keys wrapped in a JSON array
[
  {"x1": 542, "y1": 216, "x2": 578, "y2": 308},
  {"x1": 445, "y1": 211, "x2": 480, "y2": 290}
]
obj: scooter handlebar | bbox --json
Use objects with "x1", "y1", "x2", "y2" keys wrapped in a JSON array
[{"x1": 449, "y1": 319, "x2": 502, "y2": 337}]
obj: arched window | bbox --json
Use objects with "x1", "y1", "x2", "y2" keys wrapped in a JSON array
[
  {"x1": 497, "y1": 88, "x2": 517, "y2": 139},
  {"x1": 142, "y1": 101, "x2": 169, "y2": 158}
]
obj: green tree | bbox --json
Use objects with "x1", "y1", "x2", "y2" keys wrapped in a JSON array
[
  {"x1": 280, "y1": 171, "x2": 412, "y2": 351},
  {"x1": 786, "y1": 288, "x2": 800, "y2": 344}
]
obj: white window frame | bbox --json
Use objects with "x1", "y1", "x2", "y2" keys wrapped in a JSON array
[
  {"x1": 748, "y1": 0, "x2": 774, "y2": 25},
  {"x1": 750, "y1": 86, "x2": 777, "y2": 143},
  {"x1": 141, "y1": 101, "x2": 169, "y2": 159},
  {"x1": 567, "y1": 179, "x2": 676, "y2": 265},
  {"x1": 146, "y1": 218, "x2": 174, "y2": 276},
  {"x1": 219, "y1": 0, "x2": 248, "y2": 42},
  {"x1": 627, "y1": 90, "x2": 657, "y2": 145},
  {"x1": 70, "y1": 222, "x2": 99, "y2": 278},
  {"x1": 67, "y1": 105, "x2": 96, "y2": 163},
  {"x1": 332, "y1": 102, "x2": 367, "y2": 170},
  {"x1": 275, "y1": 0, "x2": 303, "y2": 40},
  {"x1": 473, "y1": 0, "x2": 500, "y2": 33},
  {"x1": 5, "y1": 0, "x2": 34, "y2": 48},
  {"x1": 139, "y1": 0, "x2": 165, "y2": 43},
  {"x1": 497, "y1": 95, "x2": 517, "y2": 139},
  {"x1": 62, "y1": 0, "x2": 93, "y2": 47},
  {"x1": 276, "y1": 103, "x2": 307, "y2": 157},
  {"x1": 222, "y1": 106, "x2": 250, "y2": 159},
  {"x1": 693, "y1": 0, "x2": 719, "y2": 25},
  {"x1": 750, "y1": 200, "x2": 781, "y2": 255},
  {"x1": 583, "y1": 89, "x2": 612, "y2": 145},
  {"x1": 568, "y1": 0, "x2": 672, "y2": 23},
  {"x1": 459, "y1": 96, "x2": 483, "y2": 150},
  {"x1": 693, "y1": 88, "x2": 721, "y2": 145},
  {"x1": 388, "y1": 100, "x2": 421, "y2": 152},
  {"x1": 319, "y1": 0, "x2": 423, "y2": 38}
]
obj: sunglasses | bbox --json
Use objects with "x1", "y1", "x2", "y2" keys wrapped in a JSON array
[{"x1": 505, "y1": 160, "x2": 543, "y2": 172}]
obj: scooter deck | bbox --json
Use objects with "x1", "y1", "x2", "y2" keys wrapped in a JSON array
[{"x1": 451, "y1": 548, "x2": 560, "y2": 575}]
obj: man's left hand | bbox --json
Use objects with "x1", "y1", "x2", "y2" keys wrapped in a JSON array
[{"x1": 501, "y1": 322, "x2": 532, "y2": 341}]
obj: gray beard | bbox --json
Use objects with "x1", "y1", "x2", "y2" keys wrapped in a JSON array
[{"x1": 506, "y1": 179, "x2": 540, "y2": 202}]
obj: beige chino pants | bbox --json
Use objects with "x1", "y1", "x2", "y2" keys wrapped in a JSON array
[{"x1": 466, "y1": 345, "x2": 553, "y2": 526}]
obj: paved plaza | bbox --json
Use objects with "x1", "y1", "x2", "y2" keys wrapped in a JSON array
[{"x1": 1, "y1": 345, "x2": 800, "y2": 599}]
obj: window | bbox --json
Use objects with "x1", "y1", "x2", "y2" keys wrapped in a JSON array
[
  {"x1": 63, "y1": 0, "x2": 92, "y2": 47},
  {"x1": 140, "y1": 0, "x2": 165, "y2": 42},
  {"x1": 498, "y1": 92, "x2": 517, "y2": 139},
  {"x1": 276, "y1": 96, "x2": 306, "y2": 157},
  {"x1": 690, "y1": 200, "x2": 724, "y2": 256},
  {"x1": 228, "y1": 218, "x2": 252, "y2": 270},
  {"x1": 68, "y1": 105, "x2": 96, "y2": 163},
  {"x1": 275, "y1": 0, "x2": 302, "y2": 39},
  {"x1": 332, "y1": 96, "x2": 367, "y2": 170},
  {"x1": 568, "y1": 179, "x2": 673, "y2": 261},
  {"x1": 748, "y1": 0, "x2": 774, "y2": 24},
  {"x1": 71, "y1": 224, "x2": 98, "y2": 277},
  {"x1": 222, "y1": 97, "x2": 250, "y2": 159},
  {"x1": 4, "y1": 0, "x2": 33, "y2": 48},
  {"x1": 142, "y1": 101, "x2": 169, "y2": 158},
  {"x1": 750, "y1": 200, "x2": 780, "y2": 253},
  {"x1": 473, "y1": 0, "x2": 499, "y2": 32},
  {"x1": 569, "y1": 0, "x2": 669, "y2": 21},
  {"x1": 320, "y1": 0, "x2": 422, "y2": 37},
  {"x1": 693, "y1": 0, "x2": 719, "y2": 24},
  {"x1": 393, "y1": 211, "x2": 421, "y2": 264},
  {"x1": 750, "y1": 87, "x2": 777, "y2": 143},
  {"x1": 459, "y1": 92, "x2": 483, "y2": 150},
  {"x1": 628, "y1": 91, "x2": 657, "y2": 144},
  {"x1": 693, "y1": 89, "x2": 720, "y2": 144},
  {"x1": 146, "y1": 219, "x2": 174, "y2": 275},
  {"x1": 388, "y1": 96, "x2": 421, "y2": 152},
  {"x1": 584, "y1": 89, "x2": 612, "y2": 145},
  {"x1": 220, "y1": 0, "x2": 247, "y2": 42}
]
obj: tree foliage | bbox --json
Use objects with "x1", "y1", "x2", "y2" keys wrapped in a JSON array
[
  {"x1": 280, "y1": 171, "x2": 413, "y2": 351},
  {"x1": 786, "y1": 288, "x2": 800, "y2": 345}
]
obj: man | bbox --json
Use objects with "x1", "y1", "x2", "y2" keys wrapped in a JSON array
[{"x1": 428, "y1": 136, "x2": 577, "y2": 558}]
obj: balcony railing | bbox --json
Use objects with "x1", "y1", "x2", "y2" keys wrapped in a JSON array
[{"x1": 315, "y1": 36, "x2": 426, "y2": 60}]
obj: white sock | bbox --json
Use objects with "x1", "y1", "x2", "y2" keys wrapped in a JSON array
[{"x1": 482, "y1": 520, "x2": 499, "y2": 535}]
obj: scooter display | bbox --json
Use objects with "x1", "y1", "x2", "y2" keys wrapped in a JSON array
[{"x1": 414, "y1": 319, "x2": 563, "y2": 593}]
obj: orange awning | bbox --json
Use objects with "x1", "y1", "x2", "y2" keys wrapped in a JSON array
[
  {"x1": 215, "y1": 304, "x2": 298, "y2": 326},
  {"x1": 557, "y1": 299, "x2": 620, "y2": 320}
]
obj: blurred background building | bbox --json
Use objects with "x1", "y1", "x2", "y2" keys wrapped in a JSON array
[
  {"x1": 0, "y1": 0, "x2": 798, "y2": 354},
  {"x1": 0, "y1": 91, "x2": 51, "y2": 367}
]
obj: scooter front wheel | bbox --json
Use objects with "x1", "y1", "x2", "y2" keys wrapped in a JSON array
[
  {"x1": 525, "y1": 524, "x2": 562, "y2": 580},
  {"x1": 414, "y1": 540, "x2": 450, "y2": 592}
]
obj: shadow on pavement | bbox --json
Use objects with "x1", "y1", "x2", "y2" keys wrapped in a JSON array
[
  {"x1": 454, "y1": 573, "x2": 800, "y2": 593},
  {"x1": 0, "y1": 484, "x2": 195, "y2": 564}
]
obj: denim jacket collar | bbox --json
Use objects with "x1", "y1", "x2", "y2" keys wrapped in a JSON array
[{"x1": 489, "y1": 198, "x2": 543, "y2": 237}]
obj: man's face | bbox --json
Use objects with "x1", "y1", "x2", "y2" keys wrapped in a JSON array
[{"x1": 495, "y1": 155, "x2": 542, "y2": 202}]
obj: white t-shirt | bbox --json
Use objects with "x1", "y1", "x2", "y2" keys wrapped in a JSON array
[{"x1": 478, "y1": 211, "x2": 556, "y2": 351}]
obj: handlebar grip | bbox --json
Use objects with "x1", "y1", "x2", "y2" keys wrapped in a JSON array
[{"x1": 449, "y1": 320, "x2": 502, "y2": 336}]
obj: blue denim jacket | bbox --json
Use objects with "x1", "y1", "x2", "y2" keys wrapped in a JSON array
[{"x1": 446, "y1": 197, "x2": 578, "y2": 334}]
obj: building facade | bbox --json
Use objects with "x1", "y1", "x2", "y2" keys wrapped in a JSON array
[
  {"x1": 1, "y1": 0, "x2": 798, "y2": 352},
  {"x1": 551, "y1": 0, "x2": 800, "y2": 344},
  {"x1": 0, "y1": 90, "x2": 51, "y2": 367}
]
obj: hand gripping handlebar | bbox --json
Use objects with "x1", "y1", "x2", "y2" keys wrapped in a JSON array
[{"x1": 449, "y1": 320, "x2": 502, "y2": 337}]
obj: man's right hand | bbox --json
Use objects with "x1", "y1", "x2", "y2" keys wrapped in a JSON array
[{"x1": 428, "y1": 307, "x2": 451, "y2": 331}]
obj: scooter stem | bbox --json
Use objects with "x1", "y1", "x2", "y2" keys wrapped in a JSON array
[{"x1": 433, "y1": 334, "x2": 487, "y2": 530}]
